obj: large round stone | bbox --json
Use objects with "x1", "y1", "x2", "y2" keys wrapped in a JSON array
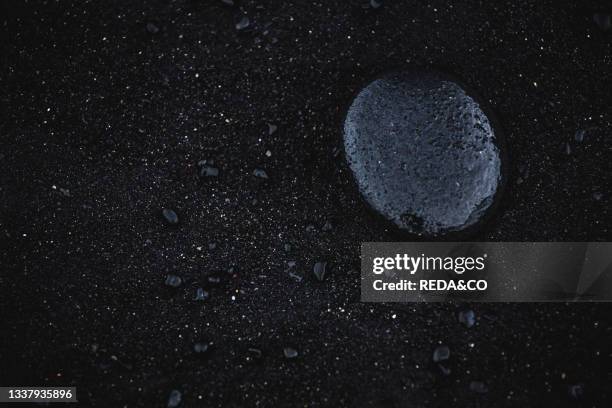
[{"x1": 343, "y1": 72, "x2": 503, "y2": 236}]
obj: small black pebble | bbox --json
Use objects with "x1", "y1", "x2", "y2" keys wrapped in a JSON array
[
  {"x1": 194, "y1": 342, "x2": 209, "y2": 354},
  {"x1": 146, "y1": 22, "x2": 160, "y2": 34},
  {"x1": 236, "y1": 16, "x2": 250, "y2": 31},
  {"x1": 208, "y1": 276, "x2": 221, "y2": 284},
  {"x1": 167, "y1": 389, "x2": 182, "y2": 408},
  {"x1": 253, "y1": 169, "x2": 268, "y2": 179},
  {"x1": 162, "y1": 208, "x2": 179, "y2": 225},
  {"x1": 289, "y1": 270, "x2": 303, "y2": 282},
  {"x1": 200, "y1": 166, "x2": 219, "y2": 177},
  {"x1": 313, "y1": 262, "x2": 328, "y2": 282},
  {"x1": 433, "y1": 345, "x2": 450, "y2": 362},
  {"x1": 458, "y1": 309, "x2": 476, "y2": 328},
  {"x1": 370, "y1": 0, "x2": 383, "y2": 9},
  {"x1": 469, "y1": 381, "x2": 488, "y2": 394},
  {"x1": 568, "y1": 383, "x2": 584, "y2": 400},
  {"x1": 268, "y1": 123, "x2": 278, "y2": 135},
  {"x1": 438, "y1": 364, "x2": 451, "y2": 376},
  {"x1": 283, "y1": 347, "x2": 298, "y2": 359},
  {"x1": 195, "y1": 288, "x2": 209, "y2": 301},
  {"x1": 165, "y1": 274, "x2": 182, "y2": 288},
  {"x1": 593, "y1": 13, "x2": 611, "y2": 31}
]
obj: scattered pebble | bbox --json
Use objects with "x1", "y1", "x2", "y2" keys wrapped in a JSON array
[
  {"x1": 165, "y1": 274, "x2": 182, "y2": 288},
  {"x1": 195, "y1": 288, "x2": 209, "y2": 301},
  {"x1": 313, "y1": 262, "x2": 328, "y2": 282},
  {"x1": 146, "y1": 22, "x2": 160, "y2": 34},
  {"x1": 438, "y1": 364, "x2": 451, "y2": 376},
  {"x1": 458, "y1": 309, "x2": 476, "y2": 328},
  {"x1": 208, "y1": 276, "x2": 221, "y2": 284},
  {"x1": 370, "y1": 0, "x2": 383, "y2": 9},
  {"x1": 167, "y1": 389, "x2": 182, "y2": 408},
  {"x1": 568, "y1": 383, "x2": 584, "y2": 400},
  {"x1": 593, "y1": 13, "x2": 611, "y2": 31},
  {"x1": 565, "y1": 142, "x2": 571, "y2": 155},
  {"x1": 574, "y1": 129, "x2": 585, "y2": 143},
  {"x1": 268, "y1": 123, "x2": 278, "y2": 135},
  {"x1": 469, "y1": 381, "x2": 488, "y2": 394},
  {"x1": 253, "y1": 169, "x2": 268, "y2": 179},
  {"x1": 247, "y1": 348, "x2": 262, "y2": 358},
  {"x1": 284, "y1": 243, "x2": 292, "y2": 252},
  {"x1": 289, "y1": 271, "x2": 303, "y2": 282},
  {"x1": 283, "y1": 347, "x2": 298, "y2": 359},
  {"x1": 482, "y1": 313, "x2": 498, "y2": 322},
  {"x1": 194, "y1": 342, "x2": 209, "y2": 354},
  {"x1": 162, "y1": 208, "x2": 179, "y2": 225},
  {"x1": 200, "y1": 165, "x2": 219, "y2": 177},
  {"x1": 432, "y1": 345, "x2": 450, "y2": 363},
  {"x1": 236, "y1": 16, "x2": 250, "y2": 31},
  {"x1": 220, "y1": 0, "x2": 234, "y2": 5},
  {"x1": 322, "y1": 221, "x2": 333, "y2": 231},
  {"x1": 593, "y1": 192, "x2": 603, "y2": 201}
]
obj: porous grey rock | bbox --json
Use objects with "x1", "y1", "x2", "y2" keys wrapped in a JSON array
[{"x1": 344, "y1": 72, "x2": 503, "y2": 235}]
